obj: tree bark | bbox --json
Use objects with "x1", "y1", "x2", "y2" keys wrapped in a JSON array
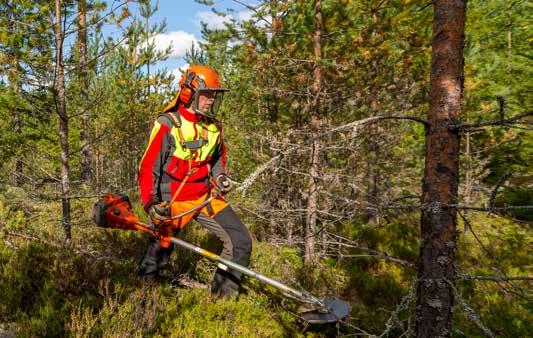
[
  {"x1": 416, "y1": 1, "x2": 466, "y2": 337},
  {"x1": 304, "y1": 0, "x2": 323, "y2": 267},
  {"x1": 55, "y1": 0, "x2": 71, "y2": 240},
  {"x1": 78, "y1": 0, "x2": 91, "y2": 182}
]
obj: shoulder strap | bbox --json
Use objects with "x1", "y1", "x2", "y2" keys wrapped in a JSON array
[{"x1": 157, "y1": 111, "x2": 182, "y2": 128}]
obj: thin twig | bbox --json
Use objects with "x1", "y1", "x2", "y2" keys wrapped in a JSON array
[{"x1": 488, "y1": 170, "x2": 513, "y2": 212}]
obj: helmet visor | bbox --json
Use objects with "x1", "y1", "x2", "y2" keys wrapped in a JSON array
[{"x1": 194, "y1": 89, "x2": 226, "y2": 116}]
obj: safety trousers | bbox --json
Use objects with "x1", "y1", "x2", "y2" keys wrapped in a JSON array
[{"x1": 138, "y1": 205, "x2": 252, "y2": 299}]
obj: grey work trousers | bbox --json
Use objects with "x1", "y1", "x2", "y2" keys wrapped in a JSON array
[{"x1": 138, "y1": 206, "x2": 252, "y2": 295}]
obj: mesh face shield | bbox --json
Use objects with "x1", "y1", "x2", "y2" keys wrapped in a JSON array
[{"x1": 192, "y1": 89, "x2": 226, "y2": 116}]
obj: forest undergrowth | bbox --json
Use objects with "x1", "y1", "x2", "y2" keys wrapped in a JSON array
[{"x1": 0, "y1": 184, "x2": 530, "y2": 337}]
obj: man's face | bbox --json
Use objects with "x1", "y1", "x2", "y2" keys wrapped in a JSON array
[{"x1": 197, "y1": 90, "x2": 215, "y2": 113}]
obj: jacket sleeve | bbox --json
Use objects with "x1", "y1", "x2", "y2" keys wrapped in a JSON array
[
  {"x1": 210, "y1": 131, "x2": 227, "y2": 178},
  {"x1": 138, "y1": 118, "x2": 172, "y2": 211}
]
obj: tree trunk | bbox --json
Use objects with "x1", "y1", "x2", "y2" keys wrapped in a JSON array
[
  {"x1": 304, "y1": 0, "x2": 323, "y2": 268},
  {"x1": 305, "y1": 117, "x2": 320, "y2": 267},
  {"x1": 55, "y1": 0, "x2": 71, "y2": 240},
  {"x1": 78, "y1": 0, "x2": 91, "y2": 182},
  {"x1": 416, "y1": 1, "x2": 466, "y2": 337},
  {"x1": 7, "y1": 10, "x2": 23, "y2": 186}
]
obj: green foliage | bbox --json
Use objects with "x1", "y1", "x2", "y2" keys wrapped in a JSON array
[{"x1": 0, "y1": 0, "x2": 530, "y2": 336}]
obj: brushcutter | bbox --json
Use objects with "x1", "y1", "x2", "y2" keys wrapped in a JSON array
[{"x1": 92, "y1": 193, "x2": 351, "y2": 324}]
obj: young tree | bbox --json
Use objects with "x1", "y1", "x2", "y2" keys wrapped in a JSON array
[
  {"x1": 416, "y1": 1, "x2": 466, "y2": 337},
  {"x1": 78, "y1": 0, "x2": 91, "y2": 182},
  {"x1": 54, "y1": 0, "x2": 71, "y2": 240}
]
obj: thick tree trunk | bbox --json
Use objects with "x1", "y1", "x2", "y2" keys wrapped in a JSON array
[
  {"x1": 304, "y1": 0, "x2": 323, "y2": 267},
  {"x1": 55, "y1": 0, "x2": 71, "y2": 240},
  {"x1": 78, "y1": 0, "x2": 91, "y2": 182},
  {"x1": 416, "y1": 1, "x2": 466, "y2": 337}
]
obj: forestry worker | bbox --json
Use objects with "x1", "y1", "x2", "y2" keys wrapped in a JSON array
[{"x1": 137, "y1": 65, "x2": 252, "y2": 299}]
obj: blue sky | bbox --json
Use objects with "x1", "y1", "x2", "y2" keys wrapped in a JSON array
[{"x1": 111, "y1": 0, "x2": 257, "y2": 77}]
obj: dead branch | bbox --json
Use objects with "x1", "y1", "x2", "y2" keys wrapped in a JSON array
[
  {"x1": 459, "y1": 274, "x2": 533, "y2": 282},
  {"x1": 0, "y1": 228, "x2": 111, "y2": 262},
  {"x1": 457, "y1": 111, "x2": 532, "y2": 131},
  {"x1": 488, "y1": 170, "x2": 513, "y2": 212},
  {"x1": 445, "y1": 279, "x2": 496, "y2": 338},
  {"x1": 378, "y1": 279, "x2": 417, "y2": 338},
  {"x1": 237, "y1": 115, "x2": 427, "y2": 193},
  {"x1": 329, "y1": 233, "x2": 415, "y2": 268},
  {"x1": 458, "y1": 211, "x2": 530, "y2": 301}
]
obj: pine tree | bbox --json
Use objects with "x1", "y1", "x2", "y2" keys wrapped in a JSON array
[{"x1": 416, "y1": 1, "x2": 466, "y2": 336}]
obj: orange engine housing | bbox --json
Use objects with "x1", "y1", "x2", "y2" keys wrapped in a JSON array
[{"x1": 93, "y1": 193, "x2": 140, "y2": 230}]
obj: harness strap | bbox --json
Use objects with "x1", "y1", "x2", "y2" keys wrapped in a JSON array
[
  {"x1": 158, "y1": 111, "x2": 182, "y2": 128},
  {"x1": 169, "y1": 160, "x2": 198, "y2": 206},
  {"x1": 158, "y1": 111, "x2": 207, "y2": 150}
]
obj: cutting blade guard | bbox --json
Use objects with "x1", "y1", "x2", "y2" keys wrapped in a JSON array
[{"x1": 298, "y1": 298, "x2": 351, "y2": 324}]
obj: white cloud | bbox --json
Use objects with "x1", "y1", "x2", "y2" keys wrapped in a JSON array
[
  {"x1": 236, "y1": 10, "x2": 252, "y2": 22},
  {"x1": 195, "y1": 11, "x2": 232, "y2": 30},
  {"x1": 148, "y1": 31, "x2": 199, "y2": 59},
  {"x1": 195, "y1": 10, "x2": 253, "y2": 30}
]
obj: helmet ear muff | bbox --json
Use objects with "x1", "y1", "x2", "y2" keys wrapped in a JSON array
[
  {"x1": 179, "y1": 71, "x2": 197, "y2": 105},
  {"x1": 179, "y1": 87, "x2": 193, "y2": 104}
]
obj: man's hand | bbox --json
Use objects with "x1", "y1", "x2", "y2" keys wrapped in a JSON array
[
  {"x1": 214, "y1": 174, "x2": 233, "y2": 193},
  {"x1": 148, "y1": 202, "x2": 170, "y2": 226}
]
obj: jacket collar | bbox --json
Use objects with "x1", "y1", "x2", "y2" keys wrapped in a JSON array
[{"x1": 179, "y1": 104, "x2": 202, "y2": 122}]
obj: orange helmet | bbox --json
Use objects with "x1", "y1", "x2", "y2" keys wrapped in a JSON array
[
  {"x1": 166, "y1": 65, "x2": 227, "y2": 116},
  {"x1": 163, "y1": 65, "x2": 228, "y2": 114}
]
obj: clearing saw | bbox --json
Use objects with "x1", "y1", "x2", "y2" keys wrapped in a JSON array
[{"x1": 93, "y1": 193, "x2": 350, "y2": 324}]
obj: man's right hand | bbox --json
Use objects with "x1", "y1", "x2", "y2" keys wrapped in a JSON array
[{"x1": 148, "y1": 202, "x2": 170, "y2": 226}]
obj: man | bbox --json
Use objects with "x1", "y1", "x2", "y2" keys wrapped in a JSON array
[{"x1": 137, "y1": 65, "x2": 252, "y2": 299}]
